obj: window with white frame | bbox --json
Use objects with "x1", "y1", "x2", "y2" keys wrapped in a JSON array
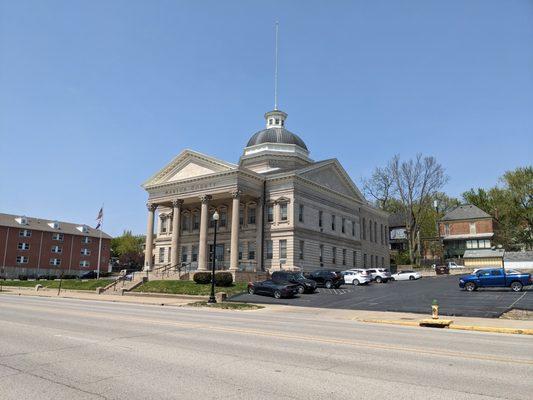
[
  {"x1": 82, "y1": 236, "x2": 91, "y2": 244},
  {"x1": 52, "y1": 233, "x2": 64, "y2": 241},
  {"x1": 248, "y1": 207, "x2": 256, "y2": 225},
  {"x1": 51, "y1": 245, "x2": 62, "y2": 253},
  {"x1": 81, "y1": 248, "x2": 90, "y2": 256},
  {"x1": 444, "y1": 224, "x2": 450, "y2": 235},
  {"x1": 469, "y1": 222, "x2": 476, "y2": 234},
  {"x1": 267, "y1": 205, "x2": 274, "y2": 223},
  {"x1": 191, "y1": 245, "x2": 198, "y2": 262},
  {"x1": 159, "y1": 247, "x2": 165, "y2": 262},
  {"x1": 266, "y1": 240, "x2": 273, "y2": 259},
  {"x1": 50, "y1": 258, "x2": 61, "y2": 266},
  {"x1": 279, "y1": 240, "x2": 287, "y2": 259},
  {"x1": 279, "y1": 203, "x2": 288, "y2": 222},
  {"x1": 18, "y1": 242, "x2": 30, "y2": 250},
  {"x1": 160, "y1": 216, "x2": 167, "y2": 233},
  {"x1": 16, "y1": 255, "x2": 28, "y2": 264},
  {"x1": 80, "y1": 260, "x2": 91, "y2": 267},
  {"x1": 19, "y1": 229, "x2": 32, "y2": 237}
]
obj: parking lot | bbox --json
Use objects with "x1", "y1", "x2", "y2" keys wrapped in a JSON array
[{"x1": 230, "y1": 276, "x2": 533, "y2": 318}]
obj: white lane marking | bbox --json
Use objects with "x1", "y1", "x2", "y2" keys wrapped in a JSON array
[{"x1": 53, "y1": 334, "x2": 99, "y2": 344}]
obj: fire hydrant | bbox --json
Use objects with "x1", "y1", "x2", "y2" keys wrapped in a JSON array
[{"x1": 431, "y1": 299, "x2": 439, "y2": 319}]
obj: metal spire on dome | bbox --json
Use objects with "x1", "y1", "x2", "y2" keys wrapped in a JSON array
[{"x1": 274, "y1": 21, "x2": 279, "y2": 111}]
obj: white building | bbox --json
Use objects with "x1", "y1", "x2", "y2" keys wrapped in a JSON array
[{"x1": 142, "y1": 109, "x2": 389, "y2": 275}]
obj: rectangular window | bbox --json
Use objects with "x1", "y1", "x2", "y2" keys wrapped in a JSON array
[
  {"x1": 298, "y1": 204, "x2": 304, "y2": 222},
  {"x1": 192, "y1": 213, "x2": 200, "y2": 230},
  {"x1": 267, "y1": 205, "x2": 274, "y2": 223},
  {"x1": 280, "y1": 203, "x2": 288, "y2": 221},
  {"x1": 19, "y1": 229, "x2": 32, "y2": 237},
  {"x1": 82, "y1": 236, "x2": 91, "y2": 244},
  {"x1": 380, "y1": 224, "x2": 384, "y2": 244},
  {"x1": 159, "y1": 247, "x2": 165, "y2": 263},
  {"x1": 299, "y1": 240, "x2": 304, "y2": 260},
  {"x1": 469, "y1": 222, "x2": 476, "y2": 234},
  {"x1": 50, "y1": 258, "x2": 61, "y2": 266},
  {"x1": 16, "y1": 255, "x2": 28, "y2": 264},
  {"x1": 266, "y1": 240, "x2": 273, "y2": 259},
  {"x1": 332, "y1": 247, "x2": 337, "y2": 264},
  {"x1": 331, "y1": 215, "x2": 336, "y2": 231},
  {"x1": 182, "y1": 214, "x2": 189, "y2": 232},
  {"x1": 319, "y1": 211, "x2": 323, "y2": 228},
  {"x1": 248, "y1": 208, "x2": 256, "y2": 225},
  {"x1": 362, "y1": 218, "x2": 366, "y2": 240},
  {"x1": 279, "y1": 240, "x2": 287, "y2": 259},
  {"x1": 18, "y1": 242, "x2": 30, "y2": 250},
  {"x1": 238, "y1": 243, "x2": 243, "y2": 260},
  {"x1": 181, "y1": 246, "x2": 188, "y2": 263},
  {"x1": 444, "y1": 224, "x2": 450, "y2": 236},
  {"x1": 319, "y1": 244, "x2": 324, "y2": 264},
  {"x1": 342, "y1": 218, "x2": 345, "y2": 234},
  {"x1": 370, "y1": 255, "x2": 374, "y2": 267},
  {"x1": 52, "y1": 233, "x2": 64, "y2": 241},
  {"x1": 248, "y1": 241, "x2": 256, "y2": 260},
  {"x1": 385, "y1": 226, "x2": 388, "y2": 244},
  {"x1": 374, "y1": 222, "x2": 378, "y2": 242},
  {"x1": 192, "y1": 245, "x2": 198, "y2": 262},
  {"x1": 81, "y1": 248, "x2": 91, "y2": 256},
  {"x1": 51, "y1": 245, "x2": 62, "y2": 254},
  {"x1": 160, "y1": 217, "x2": 167, "y2": 233},
  {"x1": 369, "y1": 220, "x2": 372, "y2": 241},
  {"x1": 352, "y1": 220, "x2": 356, "y2": 236},
  {"x1": 364, "y1": 253, "x2": 367, "y2": 267},
  {"x1": 342, "y1": 249, "x2": 347, "y2": 266},
  {"x1": 80, "y1": 260, "x2": 91, "y2": 267},
  {"x1": 381, "y1": 257, "x2": 385, "y2": 267},
  {"x1": 239, "y1": 208, "x2": 244, "y2": 226},
  {"x1": 353, "y1": 251, "x2": 357, "y2": 267},
  {"x1": 220, "y1": 209, "x2": 227, "y2": 227}
]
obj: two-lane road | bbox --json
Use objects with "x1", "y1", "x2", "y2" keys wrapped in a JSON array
[{"x1": 0, "y1": 295, "x2": 531, "y2": 399}]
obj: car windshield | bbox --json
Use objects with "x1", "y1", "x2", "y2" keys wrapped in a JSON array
[{"x1": 291, "y1": 273, "x2": 305, "y2": 280}]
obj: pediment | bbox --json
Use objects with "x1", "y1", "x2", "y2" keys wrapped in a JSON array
[
  {"x1": 143, "y1": 150, "x2": 237, "y2": 187},
  {"x1": 297, "y1": 160, "x2": 365, "y2": 201}
]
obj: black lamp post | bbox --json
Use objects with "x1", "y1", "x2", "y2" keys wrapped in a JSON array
[{"x1": 208, "y1": 210, "x2": 219, "y2": 304}]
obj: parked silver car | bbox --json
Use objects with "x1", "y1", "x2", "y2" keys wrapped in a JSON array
[{"x1": 365, "y1": 268, "x2": 391, "y2": 283}]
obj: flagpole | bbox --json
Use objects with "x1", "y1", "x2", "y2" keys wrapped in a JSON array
[{"x1": 96, "y1": 206, "x2": 103, "y2": 280}]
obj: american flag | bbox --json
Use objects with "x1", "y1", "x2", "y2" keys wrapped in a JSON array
[{"x1": 95, "y1": 207, "x2": 103, "y2": 229}]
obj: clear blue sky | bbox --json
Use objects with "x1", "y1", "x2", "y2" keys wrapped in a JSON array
[{"x1": 1, "y1": 0, "x2": 532, "y2": 236}]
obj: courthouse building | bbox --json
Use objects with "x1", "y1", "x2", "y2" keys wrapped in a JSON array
[{"x1": 142, "y1": 109, "x2": 389, "y2": 273}]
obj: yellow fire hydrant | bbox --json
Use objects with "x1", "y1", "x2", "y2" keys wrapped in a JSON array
[{"x1": 432, "y1": 299, "x2": 439, "y2": 319}]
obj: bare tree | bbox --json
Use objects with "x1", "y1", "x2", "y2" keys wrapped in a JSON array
[{"x1": 362, "y1": 165, "x2": 396, "y2": 209}]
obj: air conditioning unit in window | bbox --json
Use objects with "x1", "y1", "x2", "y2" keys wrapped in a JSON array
[
  {"x1": 48, "y1": 221, "x2": 60, "y2": 229},
  {"x1": 15, "y1": 216, "x2": 28, "y2": 225}
]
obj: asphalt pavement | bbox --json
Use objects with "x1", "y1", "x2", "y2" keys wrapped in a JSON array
[
  {"x1": 231, "y1": 276, "x2": 533, "y2": 317},
  {"x1": 1, "y1": 295, "x2": 532, "y2": 399}
]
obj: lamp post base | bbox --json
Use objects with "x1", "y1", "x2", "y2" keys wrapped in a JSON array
[{"x1": 207, "y1": 295, "x2": 217, "y2": 304}]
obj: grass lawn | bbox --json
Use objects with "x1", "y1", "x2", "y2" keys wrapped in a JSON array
[
  {"x1": 133, "y1": 280, "x2": 247, "y2": 296},
  {"x1": 0, "y1": 279, "x2": 113, "y2": 291},
  {"x1": 186, "y1": 301, "x2": 263, "y2": 310}
]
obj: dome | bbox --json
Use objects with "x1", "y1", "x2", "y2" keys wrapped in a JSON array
[{"x1": 246, "y1": 127, "x2": 308, "y2": 151}]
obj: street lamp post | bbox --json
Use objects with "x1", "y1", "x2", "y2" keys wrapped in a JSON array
[{"x1": 208, "y1": 210, "x2": 219, "y2": 304}]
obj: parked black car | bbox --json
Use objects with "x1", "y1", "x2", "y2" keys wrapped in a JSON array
[
  {"x1": 306, "y1": 270, "x2": 344, "y2": 289},
  {"x1": 271, "y1": 271, "x2": 317, "y2": 294},
  {"x1": 80, "y1": 271, "x2": 98, "y2": 279},
  {"x1": 247, "y1": 280, "x2": 300, "y2": 299}
]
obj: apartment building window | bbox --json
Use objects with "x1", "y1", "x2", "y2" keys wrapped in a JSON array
[
  {"x1": 248, "y1": 242, "x2": 256, "y2": 260},
  {"x1": 182, "y1": 214, "x2": 190, "y2": 232},
  {"x1": 469, "y1": 222, "x2": 476, "y2": 234},
  {"x1": 52, "y1": 233, "x2": 64, "y2": 241},
  {"x1": 374, "y1": 221, "x2": 378, "y2": 243},
  {"x1": 362, "y1": 218, "x2": 366, "y2": 240},
  {"x1": 342, "y1": 218, "x2": 345, "y2": 234},
  {"x1": 363, "y1": 253, "x2": 367, "y2": 267},
  {"x1": 369, "y1": 220, "x2": 372, "y2": 241},
  {"x1": 332, "y1": 247, "x2": 337, "y2": 264},
  {"x1": 319, "y1": 245, "x2": 324, "y2": 265},
  {"x1": 192, "y1": 213, "x2": 200, "y2": 230},
  {"x1": 19, "y1": 229, "x2": 32, "y2": 237},
  {"x1": 159, "y1": 247, "x2": 165, "y2": 263},
  {"x1": 444, "y1": 224, "x2": 450, "y2": 236},
  {"x1": 280, "y1": 203, "x2": 288, "y2": 221},
  {"x1": 18, "y1": 243, "x2": 30, "y2": 250},
  {"x1": 266, "y1": 240, "x2": 273, "y2": 259},
  {"x1": 51, "y1": 245, "x2": 62, "y2": 254},
  {"x1": 279, "y1": 240, "x2": 287, "y2": 259},
  {"x1": 248, "y1": 207, "x2": 256, "y2": 225},
  {"x1": 82, "y1": 236, "x2": 91, "y2": 244},
  {"x1": 319, "y1": 211, "x2": 323, "y2": 228},
  {"x1": 342, "y1": 249, "x2": 347, "y2": 266},
  {"x1": 353, "y1": 251, "x2": 357, "y2": 267},
  {"x1": 50, "y1": 258, "x2": 61, "y2": 266},
  {"x1": 160, "y1": 217, "x2": 167, "y2": 233},
  {"x1": 238, "y1": 243, "x2": 243, "y2": 260},
  {"x1": 79, "y1": 260, "x2": 90, "y2": 267},
  {"x1": 81, "y1": 248, "x2": 90, "y2": 256},
  {"x1": 267, "y1": 205, "x2": 274, "y2": 223},
  {"x1": 181, "y1": 246, "x2": 188, "y2": 263},
  {"x1": 16, "y1": 255, "x2": 28, "y2": 264},
  {"x1": 331, "y1": 215, "x2": 336, "y2": 231},
  {"x1": 220, "y1": 209, "x2": 227, "y2": 227},
  {"x1": 299, "y1": 240, "x2": 304, "y2": 260},
  {"x1": 298, "y1": 204, "x2": 304, "y2": 222},
  {"x1": 191, "y1": 245, "x2": 198, "y2": 262}
]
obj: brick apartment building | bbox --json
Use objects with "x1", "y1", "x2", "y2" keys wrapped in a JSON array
[
  {"x1": 438, "y1": 204, "x2": 495, "y2": 260},
  {"x1": 0, "y1": 213, "x2": 112, "y2": 278}
]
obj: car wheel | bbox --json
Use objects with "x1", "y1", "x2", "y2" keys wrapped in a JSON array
[
  {"x1": 465, "y1": 282, "x2": 476, "y2": 292},
  {"x1": 248, "y1": 287, "x2": 255, "y2": 295},
  {"x1": 390, "y1": 277, "x2": 395, "y2": 281},
  {"x1": 409, "y1": 275, "x2": 415, "y2": 281},
  {"x1": 325, "y1": 280, "x2": 332, "y2": 289},
  {"x1": 274, "y1": 290, "x2": 282, "y2": 299},
  {"x1": 297, "y1": 285, "x2": 305, "y2": 294},
  {"x1": 375, "y1": 276, "x2": 382, "y2": 283},
  {"x1": 510, "y1": 281, "x2": 523, "y2": 292},
  {"x1": 352, "y1": 279, "x2": 360, "y2": 286}
]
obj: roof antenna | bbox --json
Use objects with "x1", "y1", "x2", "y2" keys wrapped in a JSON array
[{"x1": 274, "y1": 21, "x2": 279, "y2": 110}]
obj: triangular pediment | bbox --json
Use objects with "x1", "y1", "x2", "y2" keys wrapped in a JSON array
[
  {"x1": 143, "y1": 150, "x2": 237, "y2": 187},
  {"x1": 297, "y1": 159, "x2": 365, "y2": 201}
]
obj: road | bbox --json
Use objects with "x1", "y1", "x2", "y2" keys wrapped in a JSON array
[{"x1": 0, "y1": 295, "x2": 531, "y2": 399}]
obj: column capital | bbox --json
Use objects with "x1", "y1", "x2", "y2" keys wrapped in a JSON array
[
  {"x1": 146, "y1": 203, "x2": 157, "y2": 212},
  {"x1": 172, "y1": 199, "x2": 184, "y2": 208},
  {"x1": 199, "y1": 194, "x2": 212, "y2": 204},
  {"x1": 231, "y1": 189, "x2": 242, "y2": 199}
]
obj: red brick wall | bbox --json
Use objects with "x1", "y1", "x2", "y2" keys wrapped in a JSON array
[{"x1": 438, "y1": 218, "x2": 494, "y2": 236}]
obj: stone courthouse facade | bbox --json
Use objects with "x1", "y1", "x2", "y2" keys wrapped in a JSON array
[{"x1": 142, "y1": 109, "x2": 389, "y2": 273}]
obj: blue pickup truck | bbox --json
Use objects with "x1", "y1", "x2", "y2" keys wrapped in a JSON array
[{"x1": 459, "y1": 268, "x2": 532, "y2": 292}]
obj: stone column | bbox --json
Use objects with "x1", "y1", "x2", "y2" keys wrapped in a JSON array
[
  {"x1": 144, "y1": 203, "x2": 157, "y2": 271},
  {"x1": 230, "y1": 190, "x2": 241, "y2": 271},
  {"x1": 255, "y1": 196, "x2": 263, "y2": 271},
  {"x1": 170, "y1": 199, "x2": 183, "y2": 267},
  {"x1": 197, "y1": 195, "x2": 211, "y2": 271}
]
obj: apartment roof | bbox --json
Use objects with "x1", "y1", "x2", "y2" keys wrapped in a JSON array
[
  {"x1": 504, "y1": 251, "x2": 533, "y2": 262},
  {"x1": 463, "y1": 248, "x2": 505, "y2": 259},
  {"x1": 0, "y1": 213, "x2": 112, "y2": 239},
  {"x1": 441, "y1": 204, "x2": 491, "y2": 221}
]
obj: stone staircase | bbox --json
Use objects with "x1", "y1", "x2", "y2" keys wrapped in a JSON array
[{"x1": 101, "y1": 272, "x2": 147, "y2": 295}]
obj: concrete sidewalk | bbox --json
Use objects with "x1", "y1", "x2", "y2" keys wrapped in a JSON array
[{"x1": 2, "y1": 286, "x2": 532, "y2": 335}]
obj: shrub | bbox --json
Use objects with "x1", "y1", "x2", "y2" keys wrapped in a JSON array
[
  {"x1": 47, "y1": 275, "x2": 57, "y2": 280},
  {"x1": 18, "y1": 275, "x2": 28, "y2": 281},
  {"x1": 193, "y1": 272, "x2": 212, "y2": 284},
  {"x1": 215, "y1": 272, "x2": 233, "y2": 287}
]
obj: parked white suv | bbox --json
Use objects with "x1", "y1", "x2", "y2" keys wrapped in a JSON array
[
  {"x1": 365, "y1": 268, "x2": 391, "y2": 283},
  {"x1": 342, "y1": 269, "x2": 372, "y2": 286}
]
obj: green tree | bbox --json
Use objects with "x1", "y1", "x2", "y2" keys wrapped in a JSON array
[{"x1": 111, "y1": 231, "x2": 146, "y2": 269}]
